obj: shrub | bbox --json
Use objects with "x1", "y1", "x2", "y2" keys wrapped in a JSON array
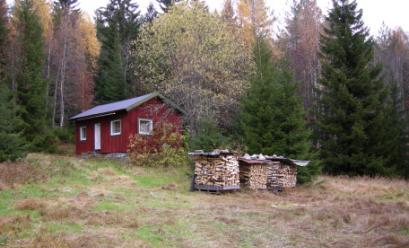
[
  {"x1": 53, "y1": 127, "x2": 74, "y2": 144},
  {"x1": 189, "y1": 118, "x2": 230, "y2": 151},
  {"x1": 31, "y1": 130, "x2": 58, "y2": 153},
  {"x1": 297, "y1": 160, "x2": 321, "y2": 185},
  {"x1": 127, "y1": 123, "x2": 188, "y2": 167}
]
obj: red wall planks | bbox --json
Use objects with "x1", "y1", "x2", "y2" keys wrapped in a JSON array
[{"x1": 75, "y1": 97, "x2": 183, "y2": 155}]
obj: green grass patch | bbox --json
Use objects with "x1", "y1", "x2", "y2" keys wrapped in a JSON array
[
  {"x1": 401, "y1": 227, "x2": 409, "y2": 236},
  {"x1": 142, "y1": 195, "x2": 192, "y2": 209},
  {"x1": 46, "y1": 221, "x2": 83, "y2": 234},
  {"x1": 210, "y1": 220, "x2": 227, "y2": 232},
  {"x1": 17, "y1": 184, "x2": 56, "y2": 199},
  {"x1": 93, "y1": 200, "x2": 134, "y2": 212},
  {"x1": 136, "y1": 219, "x2": 193, "y2": 247},
  {"x1": 134, "y1": 175, "x2": 175, "y2": 188},
  {"x1": 136, "y1": 225, "x2": 163, "y2": 247},
  {"x1": 0, "y1": 190, "x2": 15, "y2": 216},
  {"x1": 133, "y1": 166, "x2": 192, "y2": 189}
]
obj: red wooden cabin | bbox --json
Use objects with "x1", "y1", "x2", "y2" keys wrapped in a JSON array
[{"x1": 70, "y1": 92, "x2": 185, "y2": 155}]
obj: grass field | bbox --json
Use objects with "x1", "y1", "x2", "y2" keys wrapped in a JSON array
[{"x1": 0, "y1": 153, "x2": 409, "y2": 247}]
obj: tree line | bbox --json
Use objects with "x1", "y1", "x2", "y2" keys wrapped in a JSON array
[{"x1": 0, "y1": 0, "x2": 408, "y2": 181}]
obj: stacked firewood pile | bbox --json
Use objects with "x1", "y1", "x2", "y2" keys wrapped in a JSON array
[
  {"x1": 267, "y1": 161, "x2": 297, "y2": 189},
  {"x1": 239, "y1": 154, "x2": 298, "y2": 191},
  {"x1": 190, "y1": 150, "x2": 240, "y2": 191},
  {"x1": 239, "y1": 159, "x2": 271, "y2": 190}
]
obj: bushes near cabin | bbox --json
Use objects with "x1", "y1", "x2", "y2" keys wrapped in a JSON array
[
  {"x1": 188, "y1": 118, "x2": 231, "y2": 151},
  {"x1": 53, "y1": 127, "x2": 75, "y2": 144},
  {"x1": 127, "y1": 124, "x2": 188, "y2": 167}
]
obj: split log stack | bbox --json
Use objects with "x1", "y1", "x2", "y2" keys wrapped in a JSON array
[
  {"x1": 239, "y1": 159, "x2": 271, "y2": 190},
  {"x1": 267, "y1": 161, "x2": 297, "y2": 189},
  {"x1": 239, "y1": 154, "x2": 297, "y2": 191},
  {"x1": 190, "y1": 150, "x2": 240, "y2": 191}
]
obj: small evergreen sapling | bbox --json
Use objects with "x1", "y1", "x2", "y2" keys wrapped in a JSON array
[{"x1": 240, "y1": 39, "x2": 318, "y2": 183}]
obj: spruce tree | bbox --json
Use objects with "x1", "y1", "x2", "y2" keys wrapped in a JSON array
[
  {"x1": 95, "y1": 0, "x2": 140, "y2": 103},
  {"x1": 383, "y1": 84, "x2": 409, "y2": 178},
  {"x1": 0, "y1": 83, "x2": 26, "y2": 162},
  {"x1": 0, "y1": 0, "x2": 7, "y2": 80},
  {"x1": 240, "y1": 39, "x2": 316, "y2": 182},
  {"x1": 95, "y1": 26, "x2": 126, "y2": 103},
  {"x1": 0, "y1": 0, "x2": 26, "y2": 162},
  {"x1": 15, "y1": 0, "x2": 55, "y2": 152},
  {"x1": 318, "y1": 0, "x2": 390, "y2": 176}
]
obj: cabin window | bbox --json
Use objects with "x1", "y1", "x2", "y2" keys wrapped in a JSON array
[
  {"x1": 110, "y1": 119, "x2": 121, "y2": 136},
  {"x1": 139, "y1": 119, "x2": 153, "y2": 135},
  {"x1": 80, "y1": 126, "x2": 87, "y2": 141}
]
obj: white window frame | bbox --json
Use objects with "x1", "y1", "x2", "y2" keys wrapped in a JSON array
[
  {"x1": 80, "y1": 126, "x2": 87, "y2": 141},
  {"x1": 138, "y1": 118, "x2": 153, "y2": 135},
  {"x1": 110, "y1": 119, "x2": 122, "y2": 136}
]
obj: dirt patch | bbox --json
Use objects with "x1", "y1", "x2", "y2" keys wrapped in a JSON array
[
  {"x1": 15, "y1": 198, "x2": 49, "y2": 211},
  {"x1": 162, "y1": 183, "x2": 178, "y2": 190},
  {"x1": 86, "y1": 211, "x2": 139, "y2": 228},
  {"x1": 68, "y1": 192, "x2": 96, "y2": 208},
  {"x1": 97, "y1": 167, "x2": 117, "y2": 176},
  {"x1": 0, "y1": 181, "x2": 9, "y2": 191},
  {"x1": 107, "y1": 175, "x2": 136, "y2": 187},
  {"x1": 24, "y1": 233, "x2": 69, "y2": 248},
  {"x1": 18, "y1": 228, "x2": 148, "y2": 248},
  {"x1": 41, "y1": 206, "x2": 86, "y2": 222},
  {"x1": 0, "y1": 162, "x2": 44, "y2": 189},
  {"x1": 0, "y1": 154, "x2": 77, "y2": 190},
  {"x1": 366, "y1": 234, "x2": 409, "y2": 247},
  {"x1": 87, "y1": 188, "x2": 112, "y2": 198},
  {"x1": 39, "y1": 193, "x2": 96, "y2": 222},
  {"x1": 0, "y1": 216, "x2": 31, "y2": 235},
  {"x1": 215, "y1": 216, "x2": 239, "y2": 225}
]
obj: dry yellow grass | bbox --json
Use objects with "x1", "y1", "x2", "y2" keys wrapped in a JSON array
[{"x1": 1, "y1": 155, "x2": 408, "y2": 247}]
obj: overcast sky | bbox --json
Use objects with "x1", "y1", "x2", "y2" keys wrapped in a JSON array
[{"x1": 6, "y1": 0, "x2": 409, "y2": 35}]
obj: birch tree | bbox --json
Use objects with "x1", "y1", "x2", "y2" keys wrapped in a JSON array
[
  {"x1": 50, "y1": 0, "x2": 98, "y2": 127},
  {"x1": 132, "y1": 2, "x2": 254, "y2": 132},
  {"x1": 282, "y1": 0, "x2": 322, "y2": 117}
]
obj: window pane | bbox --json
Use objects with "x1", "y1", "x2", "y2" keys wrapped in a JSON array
[
  {"x1": 80, "y1": 127, "x2": 86, "y2": 140},
  {"x1": 111, "y1": 120, "x2": 121, "y2": 135},
  {"x1": 139, "y1": 119, "x2": 152, "y2": 134}
]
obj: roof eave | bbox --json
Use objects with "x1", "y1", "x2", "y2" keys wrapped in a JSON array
[
  {"x1": 70, "y1": 111, "x2": 121, "y2": 121},
  {"x1": 125, "y1": 92, "x2": 187, "y2": 115}
]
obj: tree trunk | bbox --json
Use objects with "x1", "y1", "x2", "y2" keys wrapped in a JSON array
[
  {"x1": 59, "y1": 30, "x2": 67, "y2": 128},
  {"x1": 51, "y1": 62, "x2": 60, "y2": 128}
]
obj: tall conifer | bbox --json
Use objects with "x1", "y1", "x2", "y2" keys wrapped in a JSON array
[
  {"x1": 0, "y1": 0, "x2": 26, "y2": 161},
  {"x1": 318, "y1": 0, "x2": 391, "y2": 175},
  {"x1": 95, "y1": 0, "x2": 140, "y2": 103},
  {"x1": 14, "y1": 0, "x2": 54, "y2": 152},
  {"x1": 240, "y1": 39, "x2": 316, "y2": 183}
]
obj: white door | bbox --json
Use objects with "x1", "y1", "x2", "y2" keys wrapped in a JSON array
[{"x1": 94, "y1": 123, "x2": 101, "y2": 150}]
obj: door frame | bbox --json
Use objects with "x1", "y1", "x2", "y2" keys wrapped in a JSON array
[{"x1": 94, "y1": 123, "x2": 101, "y2": 151}]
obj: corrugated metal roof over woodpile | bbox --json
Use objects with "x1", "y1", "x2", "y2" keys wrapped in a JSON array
[{"x1": 240, "y1": 154, "x2": 310, "y2": 167}]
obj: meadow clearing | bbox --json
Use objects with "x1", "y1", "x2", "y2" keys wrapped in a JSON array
[{"x1": 0, "y1": 153, "x2": 409, "y2": 248}]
